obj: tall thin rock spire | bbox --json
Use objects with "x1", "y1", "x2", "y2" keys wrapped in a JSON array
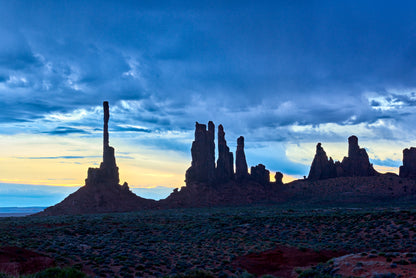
[
  {"x1": 85, "y1": 101, "x2": 119, "y2": 186},
  {"x1": 103, "y1": 101, "x2": 109, "y2": 149},
  {"x1": 103, "y1": 101, "x2": 110, "y2": 167},
  {"x1": 235, "y1": 136, "x2": 248, "y2": 180}
]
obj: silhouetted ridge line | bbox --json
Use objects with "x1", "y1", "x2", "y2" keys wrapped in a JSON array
[{"x1": 35, "y1": 105, "x2": 416, "y2": 216}]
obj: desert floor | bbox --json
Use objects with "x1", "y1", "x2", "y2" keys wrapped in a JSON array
[{"x1": 1, "y1": 204, "x2": 416, "y2": 277}]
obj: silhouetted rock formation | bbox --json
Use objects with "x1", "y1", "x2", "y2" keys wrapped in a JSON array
[
  {"x1": 236, "y1": 136, "x2": 249, "y2": 180},
  {"x1": 85, "y1": 101, "x2": 119, "y2": 186},
  {"x1": 284, "y1": 174, "x2": 416, "y2": 205},
  {"x1": 215, "y1": 124, "x2": 234, "y2": 182},
  {"x1": 307, "y1": 136, "x2": 378, "y2": 181},
  {"x1": 185, "y1": 122, "x2": 216, "y2": 184},
  {"x1": 37, "y1": 102, "x2": 155, "y2": 216},
  {"x1": 275, "y1": 172, "x2": 283, "y2": 185},
  {"x1": 340, "y1": 135, "x2": 377, "y2": 177},
  {"x1": 400, "y1": 147, "x2": 416, "y2": 179},
  {"x1": 308, "y1": 143, "x2": 337, "y2": 180},
  {"x1": 251, "y1": 164, "x2": 270, "y2": 185},
  {"x1": 38, "y1": 106, "x2": 416, "y2": 215},
  {"x1": 158, "y1": 123, "x2": 285, "y2": 208}
]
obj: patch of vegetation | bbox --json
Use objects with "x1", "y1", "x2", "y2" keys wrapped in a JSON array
[
  {"x1": 23, "y1": 267, "x2": 86, "y2": 278},
  {"x1": 167, "y1": 269, "x2": 215, "y2": 277},
  {"x1": 0, "y1": 205, "x2": 416, "y2": 276}
]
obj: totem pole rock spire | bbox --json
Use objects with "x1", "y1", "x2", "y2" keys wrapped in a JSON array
[
  {"x1": 103, "y1": 101, "x2": 109, "y2": 148},
  {"x1": 85, "y1": 101, "x2": 119, "y2": 186},
  {"x1": 102, "y1": 101, "x2": 117, "y2": 170}
]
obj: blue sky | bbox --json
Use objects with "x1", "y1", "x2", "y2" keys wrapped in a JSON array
[{"x1": 1, "y1": 1, "x2": 416, "y2": 206}]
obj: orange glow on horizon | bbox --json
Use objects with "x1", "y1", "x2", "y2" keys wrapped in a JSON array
[
  {"x1": 373, "y1": 165, "x2": 399, "y2": 174},
  {"x1": 0, "y1": 134, "x2": 404, "y2": 190}
]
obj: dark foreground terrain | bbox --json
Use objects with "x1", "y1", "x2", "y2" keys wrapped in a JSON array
[{"x1": 1, "y1": 204, "x2": 416, "y2": 277}]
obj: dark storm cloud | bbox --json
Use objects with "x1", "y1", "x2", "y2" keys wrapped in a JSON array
[
  {"x1": 1, "y1": 0, "x2": 416, "y2": 149},
  {"x1": 113, "y1": 125, "x2": 152, "y2": 133},
  {"x1": 389, "y1": 93, "x2": 416, "y2": 107},
  {"x1": 16, "y1": 156, "x2": 97, "y2": 160},
  {"x1": 370, "y1": 100, "x2": 381, "y2": 107},
  {"x1": 0, "y1": 29, "x2": 41, "y2": 71},
  {"x1": 371, "y1": 158, "x2": 402, "y2": 168},
  {"x1": 15, "y1": 155, "x2": 133, "y2": 160},
  {"x1": 43, "y1": 126, "x2": 90, "y2": 135}
]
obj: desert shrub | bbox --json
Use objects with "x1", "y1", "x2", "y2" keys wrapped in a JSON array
[
  {"x1": 372, "y1": 273, "x2": 397, "y2": 278},
  {"x1": 297, "y1": 268, "x2": 332, "y2": 278},
  {"x1": 395, "y1": 259, "x2": 409, "y2": 265},
  {"x1": 238, "y1": 271, "x2": 255, "y2": 278},
  {"x1": 167, "y1": 269, "x2": 216, "y2": 278},
  {"x1": 23, "y1": 267, "x2": 87, "y2": 278}
]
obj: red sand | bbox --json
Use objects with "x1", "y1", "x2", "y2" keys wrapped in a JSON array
[
  {"x1": 233, "y1": 245, "x2": 347, "y2": 277},
  {"x1": 332, "y1": 252, "x2": 416, "y2": 278},
  {"x1": 0, "y1": 246, "x2": 54, "y2": 276}
]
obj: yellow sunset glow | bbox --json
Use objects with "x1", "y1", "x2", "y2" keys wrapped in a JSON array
[
  {"x1": 0, "y1": 132, "x2": 408, "y2": 191},
  {"x1": 0, "y1": 134, "x2": 188, "y2": 188}
]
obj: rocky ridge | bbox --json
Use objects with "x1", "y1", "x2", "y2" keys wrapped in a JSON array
[{"x1": 36, "y1": 102, "x2": 416, "y2": 215}]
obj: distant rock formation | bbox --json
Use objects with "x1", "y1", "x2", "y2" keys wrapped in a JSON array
[
  {"x1": 185, "y1": 123, "x2": 259, "y2": 184},
  {"x1": 307, "y1": 136, "x2": 378, "y2": 181},
  {"x1": 215, "y1": 124, "x2": 234, "y2": 182},
  {"x1": 182, "y1": 122, "x2": 279, "y2": 195},
  {"x1": 275, "y1": 172, "x2": 283, "y2": 185},
  {"x1": 85, "y1": 101, "x2": 119, "y2": 186},
  {"x1": 35, "y1": 107, "x2": 416, "y2": 214},
  {"x1": 308, "y1": 143, "x2": 337, "y2": 180},
  {"x1": 236, "y1": 136, "x2": 249, "y2": 180},
  {"x1": 37, "y1": 102, "x2": 155, "y2": 216},
  {"x1": 340, "y1": 135, "x2": 377, "y2": 177},
  {"x1": 251, "y1": 164, "x2": 270, "y2": 185},
  {"x1": 185, "y1": 122, "x2": 216, "y2": 184},
  {"x1": 400, "y1": 147, "x2": 416, "y2": 179}
]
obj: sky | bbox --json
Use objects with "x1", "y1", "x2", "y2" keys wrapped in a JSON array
[{"x1": 1, "y1": 0, "x2": 416, "y2": 206}]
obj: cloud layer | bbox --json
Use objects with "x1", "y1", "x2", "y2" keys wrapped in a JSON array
[{"x1": 1, "y1": 1, "x2": 416, "y2": 185}]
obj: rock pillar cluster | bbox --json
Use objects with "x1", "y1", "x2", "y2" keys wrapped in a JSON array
[
  {"x1": 185, "y1": 122, "x2": 277, "y2": 186},
  {"x1": 399, "y1": 147, "x2": 416, "y2": 179},
  {"x1": 307, "y1": 135, "x2": 378, "y2": 181},
  {"x1": 85, "y1": 101, "x2": 120, "y2": 186}
]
